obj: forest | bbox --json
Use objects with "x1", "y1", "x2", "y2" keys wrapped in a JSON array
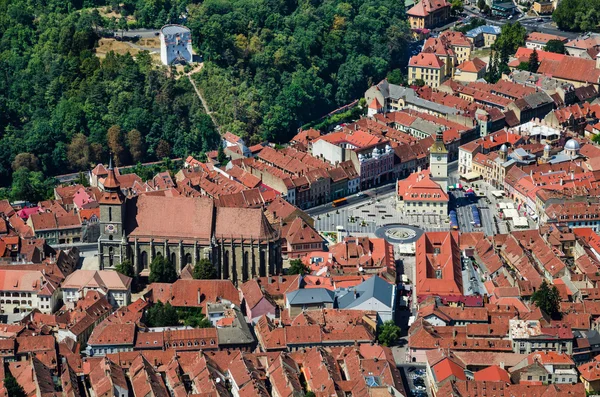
[
  {"x1": 0, "y1": 0, "x2": 409, "y2": 197},
  {"x1": 552, "y1": 0, "x2": 600, "y2": 32},
  {"x1": 186, "y1": 0, "x2": 411, "y2": 143},
  {"x1": 0, "y1": 0, "x2": 219, "y2": 194}
]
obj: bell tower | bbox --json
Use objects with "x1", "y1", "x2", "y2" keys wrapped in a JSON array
[
  {"x1": 429, "y1": 129, "x2": 448, "y2": 192},
  {"x1": 98, "y1": 158, "x2": 127, "y2": 269}
]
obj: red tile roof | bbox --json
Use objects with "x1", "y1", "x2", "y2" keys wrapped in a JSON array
[
  {"x1": 409, "y1": 53, "x2": 445, "y2": 69},
  {"x1": 416, "y1": 232, "x2": 463, "y2": 298}
]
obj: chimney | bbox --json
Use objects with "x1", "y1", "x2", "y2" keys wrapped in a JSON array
[{"x1": 198, "y1": 288, "x2": 201, "y2": 305}]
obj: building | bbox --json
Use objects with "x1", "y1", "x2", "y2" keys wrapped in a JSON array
[
  {"x1": 27, "y1": 212, "x2": 81, "y2": 245},
  {"x1": 526, "y1": 32, "x2": 568, "y2": 50},
  {"x1": 508, "y1": 319, "x2": 574, "y2": 355},
  {"x1": 97, "y1": 164, "x2": 282, "y2": 285},
  {"x1": 415, "y1": 232, "x2": 463, "y2": 300},
  {"x1": 311, "y1": 130, "x2": 394, "y2": 189},
  {"x1": 454, "y1": 58, "x2": 487, "y2": 82},
  {"x1": 579, "y1": 357, "x2": 600, "y2": 393},
  {"x1": 396, "y1": 169, "x2": 449, "y2": 216},
  {"x1": 159, "y1": 25, "x2": 193, "y2": 65},
  {"x1": 465, "y1": 25, "x2": 501, "y2": 48},
  {"x1": 408, "y1": 53, "x2": 446, "y2": 88},
  {"x1": 407, "y1": 0, "x2": 451, "y2": 30},
  {"x1": 0, "y1": 269, "x2": 60, "y2": 315},
  {"x1": 335, "y1": 275, "x2": 397, "y2": 323},
  {"x1": 429, "y1": 129, "x2": 449, "y2": 191},
  {"x1": 61, "y1": 270, "x2": 132, "y2": 307},
  {"x1": 285, "y1": 288, "x2": 335, "y2": 317}
]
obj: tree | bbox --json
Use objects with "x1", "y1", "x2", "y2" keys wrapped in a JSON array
[
  {"x1": 12, "y1": 153, "x2": 39, "y2": 172},
  {"x1": 145, "y1": 301, "x2": 180, "y2": 327},
  {"x1": 377, "y1": 320, "x2": 401, "y2": 347},
  {"x1": 9, "y1": 169, "x2": 54, "y2": 203},
  {"x1": 193, "y1": 258, "x2": 217, "y2": 280},
  {"x1": 451, "y1": 0, "x2": 464, "y2": 15},
  {"x1": 553, "y1": 0, "x2": 600, "y2": 31},
  {"x1": 149, "y1": 255, "x2": 177, "y2": 283},
  {"x1": 544, "y1": 39, "x2": 566, "y2": 54},
  {"x1": 4, "y1": 374, "x2": 26, "y2": 397},
  {"x1": 413, "y1": 79, "x2": 426, "y2": 87},
  {"x1": 67, "y1": 133, "x2": 90, "y2": 170},
  {"x1": 107, "y1": 125, "x2": 126, "y2": 166},
  {"x1": 517, "y1": 61, "x2": 530, "y2": 71},
  {"x1": 217, "y1": 144, "x2": 227, "y2": 164},
  {"x1": 288, "y1": 259, "x2": 310, "y2": 275},
  {"x1": 126, "y1": 129, "x2": 144, "y2": 163},
  {"x1": 528, "y1": 49, "x2": 540, "y2": 72},
  {"x1": 531, "y1": 280, "x2": 561, "y2": 319},
  {"x1": 115, "y1": 259, "x2": 135, "y2": 278},
  {"x1": 386, "y1": 69, "x2": 405, "y2": 85},
  {"x1": 477, "y1": 0, "x2": 486, "y2": 10},
  {"x1": 156, "y1": 139, "x2": 171, "y2": 159},
  {"x1": 494, "y1": 22, "x2": 527, "y2": 65}
]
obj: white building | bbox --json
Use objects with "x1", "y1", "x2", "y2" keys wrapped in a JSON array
[
  {"x1": 160, "y1": 24, "x2": 193, "y2": 65},
  {"x1": 61, "y1": 270, "x2": 132, "y2": 307},
  {"x1": 0, "y1": 270, "x2": 60, "y2": 315}
]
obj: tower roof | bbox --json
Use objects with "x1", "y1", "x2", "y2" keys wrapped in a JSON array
[
  {"x1": 99, "y1": 157, "x2": 124, "y2": 204},
  {"x1": 430, "y1": 130, "x2": 448, "y2": 154}
]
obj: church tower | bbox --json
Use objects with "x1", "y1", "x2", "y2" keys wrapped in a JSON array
[
  {"x1": 429, "y1": 129, "x2": 448, "y2": 192},
  {"x1": 98, "y1": 159, "x2": 127, "y2": 269}
]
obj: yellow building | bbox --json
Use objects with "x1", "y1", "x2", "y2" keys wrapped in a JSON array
[
  {"x1": 422, "y1": 31, "x2": 473, "y2": 78},
  {"x1": 454, "y1": 58, "x2": 487, "y2": 82},
  {"x1": 408, "y1": 53, "x2": 446, "y2": 88},
  {"x1": 408, "y1": 0, "x2": 451, "y2": 30},
  {"x1": 533, "y1": 1, "x2": 554, "y2": 14}
]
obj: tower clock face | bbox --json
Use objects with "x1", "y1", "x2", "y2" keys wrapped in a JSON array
[
  {"x1": 105, "y1": 224, "x2": 117, "y2": 234},
  {"x1": 437, "y1": 156, "x2": 441, "y2": 161}
]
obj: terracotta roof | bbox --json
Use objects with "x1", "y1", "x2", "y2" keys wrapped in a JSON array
[
  {"x1": 432, "y1": 357, "x2": 466, "y2": 382},
  {"x1": 409, "y1": 53, "x2": 445, "y2": 69},
  {"x1": 147, "y1": 279, "x2": 240, "y2": 309},
  {"x1": 416, "y1": 232, "x2": 462, "y2": 298},
  {"x1": 457, "y1": 57, "x2": 486, "y2": 73},
  {"x1": 408, "y1": 0, "x2": 450, "y2": 17},
  {"x1": 473, "y1": 365, "x2": 510, "y2": 382}
]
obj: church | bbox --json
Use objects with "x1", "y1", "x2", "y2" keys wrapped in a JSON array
[{"x1": 97, "y1": 165, "x2": 282, "y2": 285}]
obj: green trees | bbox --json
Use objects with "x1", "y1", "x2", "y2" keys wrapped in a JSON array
[
  {"x1": 217, "y1": 145, "x2": 227, "y2": 165},
  {"x1": 145, "y1": 301, "x2": 180, "y2": 327},
  {"x1": 4, "y1": 374, "x2": 26, "y2": 397},
  {"x1": 377, "y1": 320, "x2": 401, "y2": 347},
  {"x1": 189, "y1": 0, "x2": 410, "y2": 143},
  {"x1": 451, "y1": 0, "x2": 464, "y2": 15},
  {"x1": 115, "y1": 259, "x2": 135, "y2": 278},
  {"x1": 493, "y1": 22, "x2": 527, "y2": 66},
  {"x1": 193, "y1": 259, "x2": 217, "y2": 280},
  {"x1": 149, "y1": 255, "x2": 178, "y2": 283},
  {"x1": 531, "y1": 280, "x2": 561, "y2": 319},
  {"x1": 386, "y1": 69, "x2": 405, "y2": 85},
  {"x1": 528, "y1": 49, "x2": 540, "y2": 73},
  {"x1": 553, "y1": 0, "x2": 600, "y2": 31},
  {"x1": 0, "y1": 2, "x2": 221, "y2": 190},
  {"x1": 288, "y1": 259, "x2": 310, "y2": 275},
  {"x1": 544, "y1": 40, "x2": 566, "y2": 54}
]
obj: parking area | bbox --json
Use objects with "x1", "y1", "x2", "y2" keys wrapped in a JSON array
[{"x1": 399, "y1": 364, "x2": 429, "y2": 397}]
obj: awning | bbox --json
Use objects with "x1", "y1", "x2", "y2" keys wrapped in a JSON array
[
  {"x1": 491, "y1": 190, "x2": 505, "y2": 198},
  {"x1": 460, "y1": 171, "x2": 481, "y2": 181}
]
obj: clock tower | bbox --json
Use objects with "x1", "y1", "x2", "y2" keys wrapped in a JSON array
[
  {"x1": 429, "y1": 129, "x2": 448, "y2": 192},
  {"x1": 98, "y1": 158, "x2": 127, "y2": 270}
]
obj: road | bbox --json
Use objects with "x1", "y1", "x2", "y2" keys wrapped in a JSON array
[
  {"x1": 306, "y1": 183, "x2": 396, "y2": 217},
  {"x1": 462, "y1": 6, "x2": 580, "y2": 39},
  {"x1": 120, "y1": 29, "x2": 160, "y2": 39}
]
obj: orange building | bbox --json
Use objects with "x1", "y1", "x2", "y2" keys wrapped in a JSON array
[
  {"x1": 415, "y1": 231, "x2": 463, "y2": 300},
  {"x1": 408, "y1": 0, "x2": 451, "y2": 31}
]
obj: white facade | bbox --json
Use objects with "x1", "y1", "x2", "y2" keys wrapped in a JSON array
[
  {"x1": 63, "y1": 287, "x2": 130, "y2": 307},
  {"x1": 160, "y1": 25, "x2": 193, "y2": 65},
  {"x1": 459, "y1": 147, "x2": 476, "y2": 174}
]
